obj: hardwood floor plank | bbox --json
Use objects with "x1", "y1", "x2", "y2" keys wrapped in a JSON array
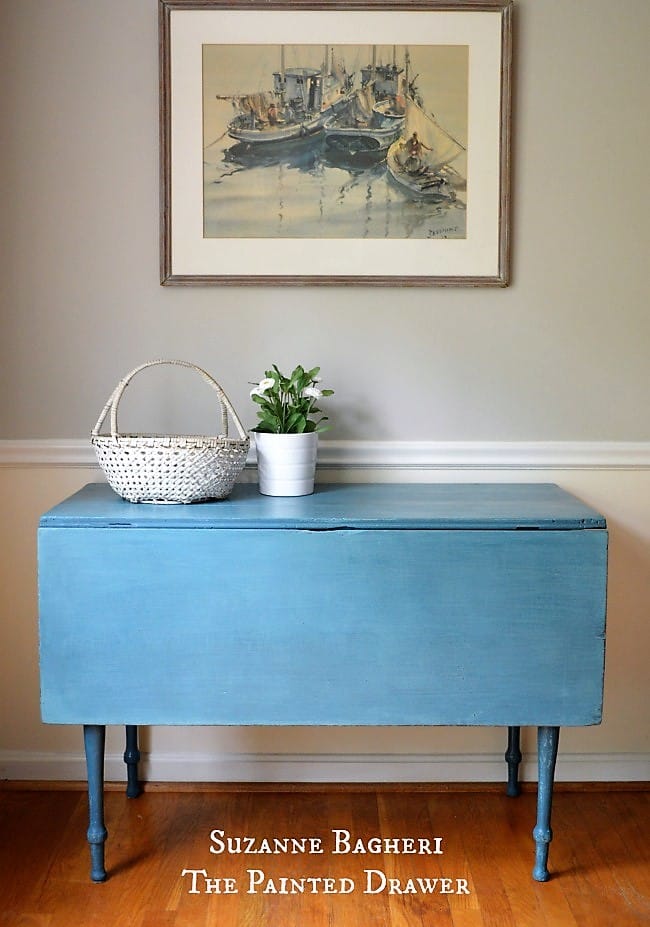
[
  {"x1": 423, "y1": 794, "x2": 484, "y2": 927},
  {"x1": 577, "y1": 791, "x2": 650, "y2": 923},
  {"x1": 552, "y1": 793, "x2": 649, "y2": 926},
  {"x1": 473, "y1": 793, "x2": 548, "y2": 927},
  {"x1": 0, "y1": 917, "x2": 53, "y2": 926},
  {"x1": 377, "y1": 791, "x2": 455, "y2": 927},
  {"x1": 0, "y1": 790, "x2": 82, "y2": 909},
  {"x1": 609, "y1": 791, "x2": 650, "y2": 896},
  {"x1": 583, "y1": 792, "x2": 650, "y2": 921},
  {"x1": 325, "y1": 790, "x2": 388, "y2": 927},
  {"x1": 1, "y1": 786, "x2": 649, "y2": 926},
  {"x1": 136, "y1": 915, "x2": 176, "y2": 927},
  {"x1": 454, "y1": 795, "x2": 518, "y2": 927}
]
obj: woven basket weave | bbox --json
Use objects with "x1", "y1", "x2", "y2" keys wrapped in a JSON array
[{"x1": 91, "y1": 360, "x2": 249, "y2": 504}]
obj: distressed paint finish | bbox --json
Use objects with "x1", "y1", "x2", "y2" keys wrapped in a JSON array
[
  {"x1": 533, "y1": 726, "x2": 561, "y2": 882},
  {"x1": 38, "y1": 483, "x2": 608, "y2": 882},
  {"x1": 39, "y1": 481, "x2": 607, "y2": 531},
  {"x1": 39, "y1": 527, "x2": 607, "y2": 727},
  {"x1": 83, "y1": 724, "x2": 107, "y2": 883}
]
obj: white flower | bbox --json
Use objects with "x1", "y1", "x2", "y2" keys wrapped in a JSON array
[
  {"x1": 302, "y1": 386, "x2": 322, "y2": 400},
  {"x1": 250, "y1": 377, "x2": 275, "y2": 398}
]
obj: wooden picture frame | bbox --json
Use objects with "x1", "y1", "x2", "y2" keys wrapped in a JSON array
[{"x1": 160, "y1": 0, "x2": 513, "y2": 286}]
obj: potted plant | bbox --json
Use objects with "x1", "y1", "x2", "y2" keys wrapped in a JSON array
[{"x1": 250, "y1": 364, "x2": 334, "y2": 496}]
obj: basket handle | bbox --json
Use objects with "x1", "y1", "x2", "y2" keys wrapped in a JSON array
[{"x1": 91, "y1": 359, "x2": 248, "y2": 440}]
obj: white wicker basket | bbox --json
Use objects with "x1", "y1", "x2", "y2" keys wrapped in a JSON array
[{"x1": 91, "y1": 360, "x2": 249, "y2": 504}]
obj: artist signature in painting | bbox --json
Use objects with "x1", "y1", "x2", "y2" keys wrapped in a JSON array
[{"x1": 427, "y1": 226, "x2": 460, "y2": 238}]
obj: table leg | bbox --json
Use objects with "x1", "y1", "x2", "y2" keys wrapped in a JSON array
[
  {"x1": 532, "y1": 725, "x2": 560, "y2": 882},
  {"x1": 83, "y1": 724, "x2": 108, "y2": 882},
  {"x1": 505, "y1": 725, "x2": 522, "y2": 797},
  {"x1": 124, "y1": 725, "x2": 142, "y2": 798}
]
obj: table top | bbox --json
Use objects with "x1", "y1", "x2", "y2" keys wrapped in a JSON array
[{"x1": 40, "y1": 482, "x2": 606, "y2": 530}]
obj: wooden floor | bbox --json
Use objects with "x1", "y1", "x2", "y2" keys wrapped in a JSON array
[{"x1": 1, "y1": 784, "x2": 649, "y2": 926}]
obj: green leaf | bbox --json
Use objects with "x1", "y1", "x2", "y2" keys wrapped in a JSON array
[
  {"x1": 254, "y1": 364, "x2": 332, "y2": 435},
  {"x1": 261, "y1": 413, "x2": 280, "y2": 427}
]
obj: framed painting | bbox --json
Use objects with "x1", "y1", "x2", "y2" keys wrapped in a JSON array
[{"x1": 159, "y1": 0, "x2": 513, "y2": 286}]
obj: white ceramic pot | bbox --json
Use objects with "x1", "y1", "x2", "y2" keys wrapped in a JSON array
[{"x1": 254, "y1": 432, "x2": 318, "y2": 496}]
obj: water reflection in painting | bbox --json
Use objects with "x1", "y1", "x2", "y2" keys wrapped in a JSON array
[{"x1": 202, "y1": 45, "x2": 468, "y2": 240}]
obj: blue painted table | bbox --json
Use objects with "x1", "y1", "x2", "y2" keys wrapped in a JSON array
[{"x1": 38, "y1": 482, "x2": 608, "y2": 883}]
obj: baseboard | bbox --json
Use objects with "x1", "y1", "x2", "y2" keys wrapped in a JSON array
[
  {"x1": 1, "y1": 439, "x2": 649, "y2": 470},
  {"x1": 2, "y1": 751, "x2": 648, "y2": 784}
]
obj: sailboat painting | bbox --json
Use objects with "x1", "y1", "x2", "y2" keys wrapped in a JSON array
[
  {"x1": 161, "y1": 0, "x2": 512, "y2": 285},
  {"x1": 202, "y1": 44, "x2": 468, "y2": 241}
]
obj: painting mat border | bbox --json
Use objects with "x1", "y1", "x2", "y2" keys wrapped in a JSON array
[{"x1": 160, "y1": 0, "x2": 512, "y2": 286}]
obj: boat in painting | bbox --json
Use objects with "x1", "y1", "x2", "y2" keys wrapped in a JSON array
[
  {"x1": 323, "y1": 58, "x2": 405, "y2": 162},
  {"x1": 223, "y1": 134, "x2": 323, "y2": 172},
  {"x1": 226, "y1": 47, "x2": 354, "y2": 146},
  {"x1": 323, "y1": 109, "x2": 404, "y2": 161},
  {"x1": 365, "y1": 57, "x2": 407, "y2": 126},
  {"x1": 383, "y1": 46, "x2": 466, "y2": 202},
  {"x1": 386, "y1": 95, "x2": 465, "y2": 202}
]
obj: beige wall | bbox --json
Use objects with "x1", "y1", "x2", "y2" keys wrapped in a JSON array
[
  {"x1": 0, "y1": 0, "x2": 648, "y2": 441},
  {"x1": 0, "y1": 0, "x2": 648, "y2": 782}
]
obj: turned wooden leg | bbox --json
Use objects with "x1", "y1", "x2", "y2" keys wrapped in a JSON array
[
  {"x1": 533, "y1": 725, "x2": 560, "y2": 882},
  {"x1": 505, "y1": 725, "x2": 522, "y2": 797},
  {"x1": 83, "y1": 724, "x2": 108, "y2": 882},
  {"x1": 124, "y1": 725, "x2": 142, "y2": 798}
]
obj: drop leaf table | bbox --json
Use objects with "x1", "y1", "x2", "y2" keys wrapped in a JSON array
[{"x1": 38, "y1": 482, "x2": 608, "y2": 883}]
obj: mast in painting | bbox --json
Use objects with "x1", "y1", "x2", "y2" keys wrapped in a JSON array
[
  {"x1": 279, "y1": 45, "x2": 286, "y2": 105},
  {"x1": 404, "y1": 47, "x2": 410, "y2": 99}
]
